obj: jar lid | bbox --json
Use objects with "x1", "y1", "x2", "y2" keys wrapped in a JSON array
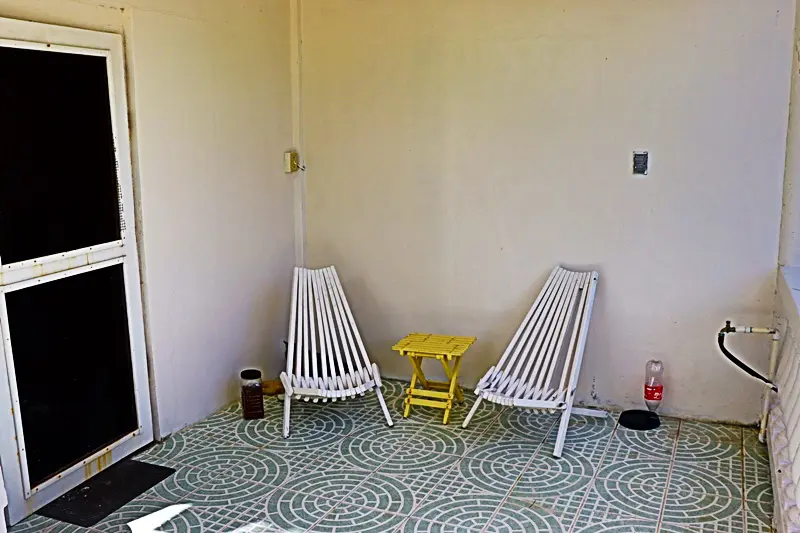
[{"x1": 240, "y1": 369, "x2": 262, "y2": 380}]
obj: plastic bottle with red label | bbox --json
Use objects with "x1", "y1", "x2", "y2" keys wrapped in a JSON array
[{"x1": 644, "y1": 360, "x2": 664, "y2": 412}]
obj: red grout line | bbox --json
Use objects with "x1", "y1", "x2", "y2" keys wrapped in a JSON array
[
  {"x1": 304, "y1": 417, "x2": 431, "y2": 532},
  {"x1": 477, "y1": 411, "x2": 561, "y2": 533},
  {"x1": 654, "y1": 419, "x2": 681, "y2": 533},
  {"x1": 740, "y1": 426, "x2": 747, "y2": 532},
  {"x1": 311, "y1": 403, "x2": 510, "y2": 532},
  {"x1": 565, "y1": 417, "x2": 619, "y2": 533}
]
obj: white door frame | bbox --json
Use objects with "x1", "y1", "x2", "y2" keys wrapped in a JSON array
[{"x1": 0, "y1": 18, "x2": 153, "y2": 525}]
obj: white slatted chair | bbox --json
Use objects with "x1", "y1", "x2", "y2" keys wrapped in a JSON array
[
  {"x1": 462, "y1": 266, "x2": 603, "y2": 458},
  {"x1": 280, "y1": 266, "x2": 394, "y2": 437}
]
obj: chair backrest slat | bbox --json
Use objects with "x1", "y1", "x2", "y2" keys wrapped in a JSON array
[
  {"x1": 561, "y1": 273, "x2": 598, "y2": 396},
  {"x1": 316, "y1": 268, "x2": 347, "y2": 388},
  {"x1": 535, "y1": 272, "x2": 587, "y2": 397},
  {"x1": 510, "y1": 271, "x2": 576, "y2": 398},
  {"x1": 500, "y1": 268, "x2": 570, "y2": 394},
  {"x1": 324, "y1": 267, "x2": 362, "y2": 384},
  {"x1": 322, "y1": 267, "x2": 358, "y2": 383},
  {"x1": 285, "y1": 267, "x2": 300, "y2": 380},
  {"x1": 491, "y1": 267, "x2": 561, "y2": 376},
  {"x1": 519, "y1": 271, "x2": 582, "y2": 399},
  {"x1": 310, "y1": 269, "x2": 329, "y2": 390},
  {"x1": 330, "y1": 266, "x2": 374, "y2": 379},
  {"x1": 558, "y1": 273, "x2": 590, "y2": 393},
  {"x1": 296, "y1": 268, "x2": 306, "y2": 383}
]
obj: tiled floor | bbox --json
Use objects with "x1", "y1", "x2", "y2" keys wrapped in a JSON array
[{"x1": 11, "y1": 380, "x2": 773, "y2": 532}]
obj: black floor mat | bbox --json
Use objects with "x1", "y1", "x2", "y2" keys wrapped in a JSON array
[
  {"x1": 36, "y1": 459, "x2": 175, "y2": 527},
  {"x1": 619, "y1": 409, "x2": 661, "y2": 431}
]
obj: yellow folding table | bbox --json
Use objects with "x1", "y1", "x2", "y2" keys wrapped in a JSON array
[{"x1": 392, "y1": 333, "x2": 476, "y2": 424}]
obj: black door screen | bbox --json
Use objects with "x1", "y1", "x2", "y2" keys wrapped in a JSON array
[
  {"x1": 5, "y1": 265, "x2": 137, "y2": 488},
  {"x1": 0, "y1": 46, "x2": 122, "y2": 265}
]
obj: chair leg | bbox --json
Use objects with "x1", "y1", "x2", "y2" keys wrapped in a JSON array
[
  {"x1": 282, "y1": 393, "x2": 292, "y2": 438},
  {"x1": 462, "y1": 394, "x2": 484, "y2": 428},
  {"x1": 553, "y1": 405, "x2": 573, "y2": 458},
  {"x1": 375, "y1": 386, "x2": 394, "y2": 427},
  {"x1": 372, "y1": 363, "x2": 394, "y2": 427}
]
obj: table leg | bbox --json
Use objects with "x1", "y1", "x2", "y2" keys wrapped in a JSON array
[
  {"x1": 409, "y1": 356, "x2": 429, "y2": 389},
  {"x1": 442, "y1": 357, "x2": 464, "y2": 404},
  {"x1": 404, "y1": 356, "x2": 419, "y2": 418},
  {"x1": 442, "y1": 400, "x2": 453, "y2": 425}
]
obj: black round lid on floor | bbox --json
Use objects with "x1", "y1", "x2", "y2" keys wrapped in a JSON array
[{"x1": 619, "y1": 409, "x2": 660, "y2": 431}]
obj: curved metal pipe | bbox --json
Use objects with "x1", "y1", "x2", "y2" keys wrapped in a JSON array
[{"x1": 718, "y1": 330, "x2": 777, "y2": 392}]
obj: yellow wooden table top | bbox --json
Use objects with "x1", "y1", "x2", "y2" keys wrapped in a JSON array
[{"x1": 392, "y1": 333, "x2": 476, "y2": 359}]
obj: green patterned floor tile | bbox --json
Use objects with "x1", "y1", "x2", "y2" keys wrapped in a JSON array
[
  {"x1": 335, "y1": 424, "x2": 423, "y2": 471},
  {"x1": 744, "y1": 447, "x2": 770, "y2": 492},
  {"x1": 485, "y1": 498, "x2": 567, "y2": 532},
  {"x1": 454, "y1": 393, "x2": 505, "y2": 427},
  {"x1": 573, "y1": 520, "x2": 696, "y2": 532},
  {"x1": 594, "y1": 458, "x2": 671, "y2": 487},
  {"x1": 222, "y1": 520, "x2": 285, "y2": 533},
  {"x1": 662, "y1": 494, "x2": 744, "y2": 529},
  {"x1": 680, "y1": 421, "x2": 742, "y2": 443},
  {"x1": 134, "y1": 432, "x2": 195, "y2": 468},
  {"x1": 539, "y1": 417, "x2": 615, "y2": 465},
  {"x1": 343, "y1": 399, "x2": 421, "y2": 432},
  {"x1": 744, "y1": 508, "x2": 771, "y2": 532},
  {"x1": 181, "y1": 417, "x2": 253, "y2": 449},
  {"x1": 745, "y1": 491, "x2": 772, "y2": 530},
  {"x1": 429, "y1": 457, "x2": 521, "y2": 498},
  {"x1": 360, "y1": 424, "x2": 468, "y2": 475},
  {"x1": 47, "y1": 524, "x2": 90, "y2": 533},
  {"x1": 310, "y1": 502, "x2": 406, "y2": 533},
  {"x1": 510, "y1": 468, "x2": 590, "y2": 528},
  {"x1": 668, "y1": 461, "x2": 742, "y2": 501},
  {"x1": 370, "y1": 453, "x2": 460, "y2": 510},
  {"x1": 165, "y1": 445, "x2": 280, "y2": 478},
  {"x1": 181, "y1": 473, "x2": 277, "y2": 508},
  {"x1": 8, "y1": 514, "x2": 61, "y2": 533},
  {"x1": 577, "y1": 478, "x2": 664, "y2": 524},
  {"x1": 10, "y1": 398, "x2": 772, "y2": 533},
  {"x1": 603, "y1": 417, "x2": 678, "y2": 462},
  {"x1": 463, "y1": 439, "x2": 539, "y2": 468},
  {"x1": 235, "y1": 402, "x2": 354, "y2": 450},
  {"x1": 537, "y1": 438, "x2": 609, "y2": 467},
  {"x1": 676, "y1": 458, "x2": 743, "y2": 486},
  {"x1": 324, "y1": 381, "x2": 417, "y2": 431},
  {"x1": 496, "y1": 409, "x2": 559, "y2": 442},
  {"x1": 140, "y1": 465, "x2": 216, "y2": 502},
  {"x1": 536, "y1": 442, "x2": 600, "y2": 477},
  {"x1": 410, "y1": 493, "x2": 504, "y2": 531},
  {"x1": 743, "y1": 428, "x2": 764, "y2": 447},
  {"x1": 262, "y1": 488, "x2": 338, "y2": 532},
  {"x1": 397, "y1": 517, "x2": 474, "y2": 532},
  {"x1": 159, "y1": 504, "x2": 240, "y2": 533},
  {"x1": 659, "y1": 525, "x2": 702, "y2": 533},
  {"x1": 9, "y1": 516, "x2": 92, "y2": 533},
  {"x1": 674, "y1": 422, "x2": 742, "y2": 464},
  {"x1": 341, "y1": 471, "x2": 416, "y2": 514},
  {"x1": 92, "y1": 498, "x2": 204, "y2": 533},
  {"x1": 276, "y1": 468, "x2": 372, "y2": 502},
  {"x1": 208, "y1": 494, "x2": 304, "y2": 533},
  {"x1": 572, "y1": 518, "x2": 661, "y2": 532}
]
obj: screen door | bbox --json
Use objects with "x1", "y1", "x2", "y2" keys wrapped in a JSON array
[{"x1": 0, "y1": 19, "x2": 153, "y2": 525}]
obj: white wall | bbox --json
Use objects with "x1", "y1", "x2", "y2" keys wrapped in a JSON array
[
  {"x1": 780, "y1": 2, "x2": 800, "y2": 268},
  {"x1": 0, "y1": 0, "x2": 295, "y2": 436},
  {"x1": 128, "y1": 1, "x2": 294, "y2": 436},
  {"x1": 301, "y1": 0, "x2": 795, "y2": 423}
]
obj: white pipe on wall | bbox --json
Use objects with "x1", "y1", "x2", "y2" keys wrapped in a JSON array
[{"x1": 719, "y1": 322, "x2": 779, "y2": 442}]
